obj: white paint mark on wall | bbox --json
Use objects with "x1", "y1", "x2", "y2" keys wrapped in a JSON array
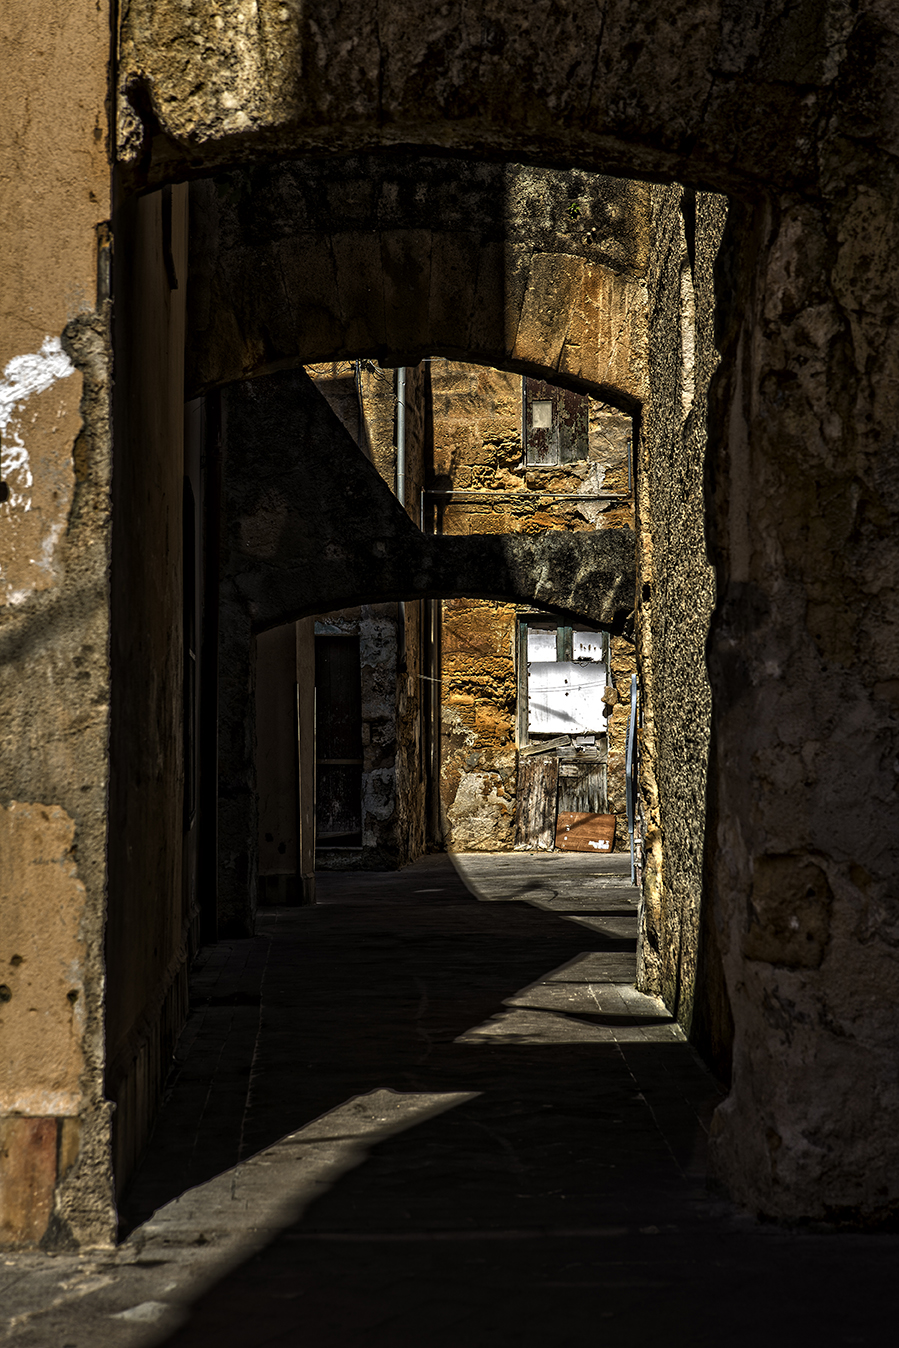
[{"x1": 0, "y1": 337, "x2": 76, "y2": 510}]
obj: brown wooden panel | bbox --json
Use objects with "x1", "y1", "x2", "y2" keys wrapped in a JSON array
[
  {"x1": 515, "y1": 754, "x2": 559, "y2": 850},
  {"x1": 555, "y1": 811, "x2": 616, "y2": 853}
]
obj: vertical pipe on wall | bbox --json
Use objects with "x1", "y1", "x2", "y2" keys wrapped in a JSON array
[
  {"x1": 396, "y1": 367, "x2": 407, "y2": 670},
  {"x1": 396, "y1": 366, "x2": 407, "y2": 508}
]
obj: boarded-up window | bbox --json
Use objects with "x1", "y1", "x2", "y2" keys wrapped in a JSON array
[
  {"x1": 527, "y1": 662, "x2": 608, "y2": 735},
  {"x1": 522, "y1": 622, "x2": 608, "y2": 737},
  {"x1": 523, "y1": 377, "x2": 589, "y2": 466}
]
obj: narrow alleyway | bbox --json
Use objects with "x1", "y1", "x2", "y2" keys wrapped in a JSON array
[{"x1": 3, "y1": 855, "x2": 896, "y2": 1346}]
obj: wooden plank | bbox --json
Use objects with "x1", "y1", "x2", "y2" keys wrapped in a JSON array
[
  {"x1": 515, "y1": 754, "x2": 559, "y2": 850},
  {"x1": 555, "y1": 811, "x2": 616, "y2": 854},
  {"x1": 519, "y1": 734, "x2": 571, "y2": 758}
]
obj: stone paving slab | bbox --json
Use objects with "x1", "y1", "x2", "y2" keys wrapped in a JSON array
[{"x1": 2, "y1": 853, "x2": 897, "y2": 1346}]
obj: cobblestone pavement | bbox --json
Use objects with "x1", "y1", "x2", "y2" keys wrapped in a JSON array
[{"x1": 3, "y1": 854, "x2": 897, "y2": 1346}]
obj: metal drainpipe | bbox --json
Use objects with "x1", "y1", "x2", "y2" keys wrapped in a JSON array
[
  {"x1": 396, "y1": 367, "x2": 407, "y2": 671},
  {"x1": 626, "y1": 672, "x2": 638, "y2": 884},
  {"x1": 396, "y1": 366, "x2": 407, "y2": 508}
]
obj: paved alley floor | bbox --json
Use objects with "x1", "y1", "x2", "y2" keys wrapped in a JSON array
[{"x1": 3, "y1": 853, "x2": 897, "y2": 1346}]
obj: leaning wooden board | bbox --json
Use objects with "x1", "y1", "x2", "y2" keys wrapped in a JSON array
[
  {"x1": 555, "y1": 811, "x2": 616, "y2": 853},
  {"x1": 515, "y1": 754, "x2": 559, "y2": 850}
]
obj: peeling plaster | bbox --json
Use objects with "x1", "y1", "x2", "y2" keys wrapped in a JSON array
[
  {"x1": 0, "y1": 338, "x2": 80, "y2": 606},
  {"x1": 0, "y1": 338, "x2": 76, "y2": 510}
]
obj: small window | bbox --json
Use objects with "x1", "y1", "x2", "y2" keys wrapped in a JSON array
[
  {"x1": 526, "y1": 627, "x2": 557, "y2": 663},
  {"x1": 531, "y1": 400, "x2": 553, "y2": 430},
  {"x1": 523, "y1": 378, "x2": 589, "y2": 466}
]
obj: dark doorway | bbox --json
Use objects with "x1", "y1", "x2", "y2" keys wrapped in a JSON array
[{"x1": 314, "y1": 633, "x2": 363, "y2": 847}]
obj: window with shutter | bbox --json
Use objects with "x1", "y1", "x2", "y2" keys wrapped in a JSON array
[{"x1": 522, "y1": 377, "x2": 589, "y2": 466}]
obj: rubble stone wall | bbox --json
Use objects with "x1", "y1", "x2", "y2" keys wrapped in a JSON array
[
  {"x1": 429, "y1": 360, "x2": 636, "y2": 852},
  {"x1": 636, "y1": 186, "x2": 733, "y2": 1078}
]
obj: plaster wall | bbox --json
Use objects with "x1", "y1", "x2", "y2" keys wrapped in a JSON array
[{"x1": 0, "y1": 0, "x2": 116, "y2": 1247}]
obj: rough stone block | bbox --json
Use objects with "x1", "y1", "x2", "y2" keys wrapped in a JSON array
[
  {"x1": 512, "y1": 253, "x2": 585, "y2": 372},
  {"x1": 331, "y1": 232, "x2": 386, "y2": 353},
  {"x1": 743, "y1": 856, "x2": 833, "y2": 969}
]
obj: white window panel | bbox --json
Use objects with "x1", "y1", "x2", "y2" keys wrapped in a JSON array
[
  {"x1": 573, "y1": 630, "x2": 604, "y2": 662},
  {"x1": 527, "y1": 628, "x2": 557, "y2": 663},
  {"x1": 528, "y1": 661, "x2": 608, "y2": 734},
  {"x1": 531, "y1": 400, "x2": 553, "y2": 429}
]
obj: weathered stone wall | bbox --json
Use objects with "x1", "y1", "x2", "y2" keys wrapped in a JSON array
[
  {"x1": 635, "y1": 186, "x2": 732, "y2": 1077},
  {"x1": 309, "y1": 361, "x2": 427, "y2": 870},
  {"x1": 117, "y1": 0, "x2": 863, "y2": 200},
  {"x1": 702, "y1": 178, "x2": 899, "y2": 1224},
  {"x1": 186, "y1": 160, "x2": 648, "y2": 406},
  {"x1": 0, "y1": 0, "x2": 116, "y2": 1248},
  {"x1": 440, "y1": 597, "x2": 519, "y2": 851},
  {"x1": 428, "y1": 359, "x2": 636, "y2": 851}
]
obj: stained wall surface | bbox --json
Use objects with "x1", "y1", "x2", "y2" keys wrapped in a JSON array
[{"x1": 187, "y1": 160, "x2": 649, "y2": 405}]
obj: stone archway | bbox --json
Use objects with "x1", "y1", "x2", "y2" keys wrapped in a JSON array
[
  {"x1": 113, "y1": 5, "x2": 899, "y2": 1225},
  {"x1": 117, "y1": 1, "x2": 847, "y2": 198},
  {"x1": 186, "y1": 156, "x2": 649, "y2": 407}
]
